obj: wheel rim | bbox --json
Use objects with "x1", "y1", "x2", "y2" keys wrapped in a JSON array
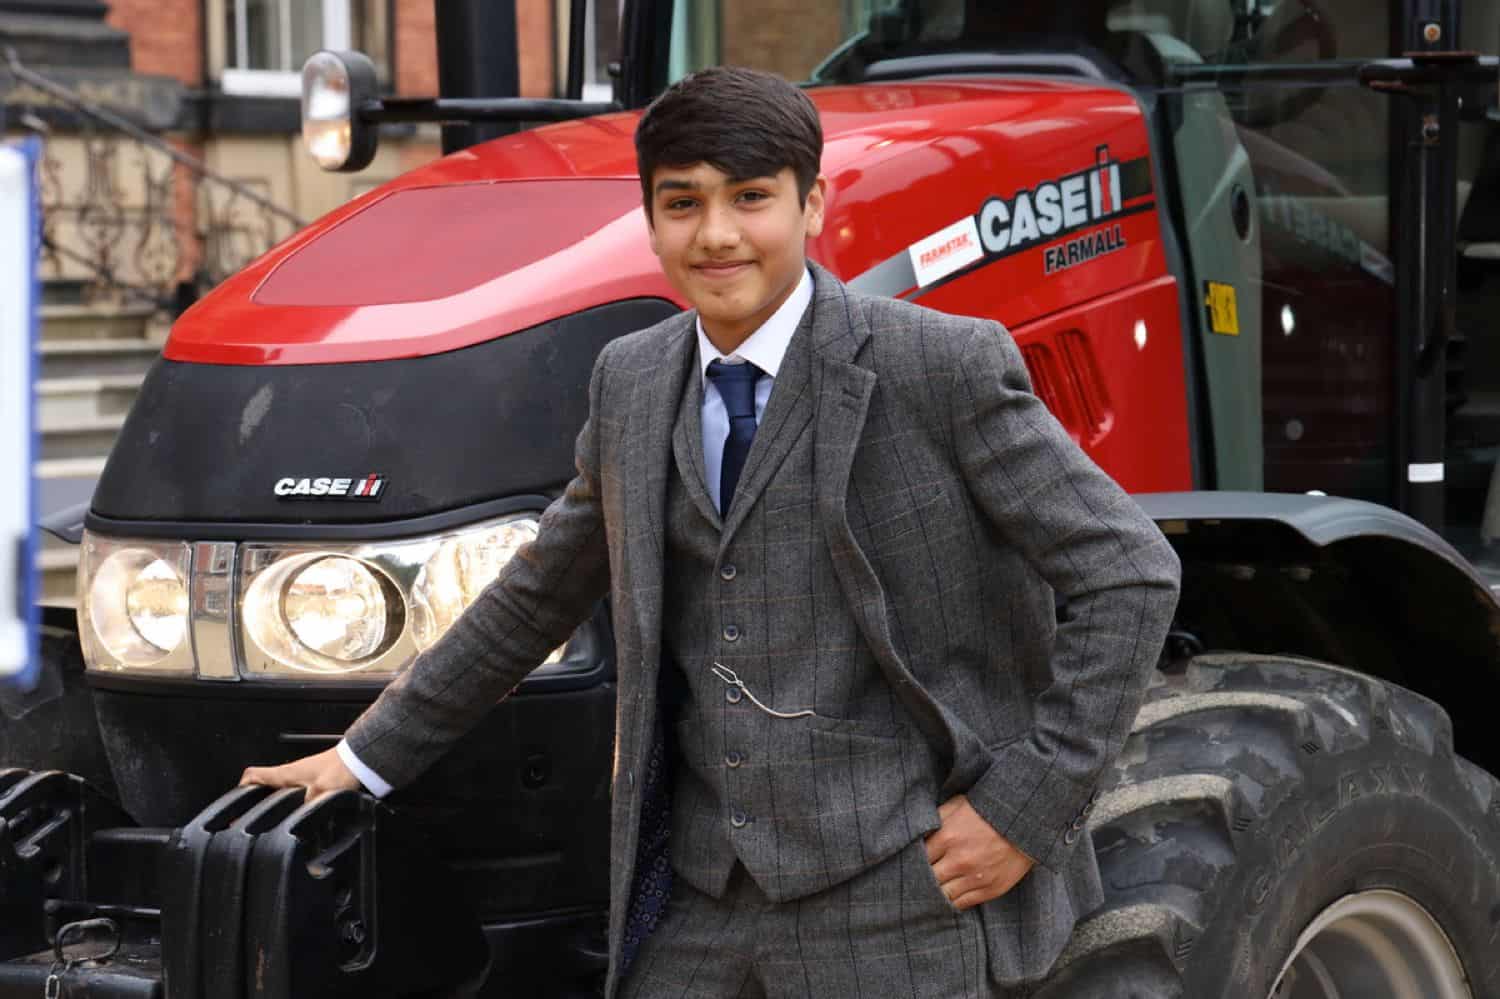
[{"x1": 1269, "y1": 889, "x2": 1472, "y2": 999}]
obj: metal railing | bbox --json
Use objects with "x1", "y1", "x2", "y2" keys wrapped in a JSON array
[{"x1": 2, "y1": 48, "x2": 306, "y2": 311}]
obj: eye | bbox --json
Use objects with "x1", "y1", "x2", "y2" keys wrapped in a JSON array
[
  {"x1": 665, "y1": 197, "x2": 698, "y2": 211},
  {"x1": 737, "y1": 189, "x2": 770, "y2": 204}
]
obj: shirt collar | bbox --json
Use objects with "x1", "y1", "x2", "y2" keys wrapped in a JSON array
[{"x1": 696, "y1": 267, "x2": 813, "y2": 385}]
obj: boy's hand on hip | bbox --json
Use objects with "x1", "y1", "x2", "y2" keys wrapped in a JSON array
[
  {"x1": 924, "y1": 794, "x2": 1036, "y2": 910},
  {"x1": 240, "y1": 747, "x2": 361, "y2": 802}
]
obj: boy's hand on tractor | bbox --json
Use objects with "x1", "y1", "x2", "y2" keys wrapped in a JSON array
[
  {"x1": 240, "y1": 747, "x2": 362, "y2": 801},
  {"x1": 924, "y1": 794, "x2": 1037, "y2": 910}
]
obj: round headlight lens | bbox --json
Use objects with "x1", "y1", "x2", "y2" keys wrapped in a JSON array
[
  {"x1": 125, "y1": 558, "x2": 190, "y2": 653},
  {"x1": 283, "y1": 556, "x2": 388, "y2": 661},
  {"x1": 90, "y1": 550, "x2": 189, "y2": 666},
  {"x1": 243, "y1": 553, "x2": 400, "y2": 674},
  {"x1": 411, "y1": 518, "x2": 540, "y2": 651}
]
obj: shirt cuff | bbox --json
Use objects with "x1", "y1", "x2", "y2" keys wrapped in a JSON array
[{"x1": 336, "y1": 739, "x2": 394, "y2": 798}]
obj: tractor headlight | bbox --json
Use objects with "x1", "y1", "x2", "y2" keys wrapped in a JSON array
[
  {"x1": 79, "y1": 536, "x2": 193, "y2": 674},
  {"x1": 79, "y1": 511, "x2": 601, "y2": 683},
  {"x1": 410, "y1": 517, "x2": 569, "y2": 666},
  {"x1": 237, "y1": 511, "x2": 591, "y2": 680},
  {"x1": 242, "y1": 553, "x2": 402, "y2": 675}
]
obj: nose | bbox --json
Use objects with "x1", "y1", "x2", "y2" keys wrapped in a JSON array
[{"x1": 697, "y1": 200, "x2": 740, "y2": 252}]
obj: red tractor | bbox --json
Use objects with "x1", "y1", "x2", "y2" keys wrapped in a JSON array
[{"x1": 6, "y1": 0, "x2": 1500, "y2": 996}]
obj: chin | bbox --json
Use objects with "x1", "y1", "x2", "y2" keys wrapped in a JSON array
[{"x1": 697, "y1": 293, "x2": 755, "y2": 323}]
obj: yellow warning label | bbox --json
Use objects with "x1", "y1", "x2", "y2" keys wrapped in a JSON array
[{"x1": 1205, "y1": 281, "x2": 1240, "y2": 336}]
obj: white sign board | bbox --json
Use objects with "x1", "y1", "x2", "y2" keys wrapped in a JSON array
[{"x1": 0, "y1": 139, "x2": 39, "y2": 691}]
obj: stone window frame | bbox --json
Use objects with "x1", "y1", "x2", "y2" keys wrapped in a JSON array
[{"x1": 206, "y1": 0, "x2": 392, "y2": 98}]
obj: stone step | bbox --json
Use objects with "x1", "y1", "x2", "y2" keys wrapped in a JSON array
[
  {"x1": 41, "y1": 414, "x2": 127, "y2": 463},
  {"x1": 36, "y1": 545, "x2": 79, "y2": 609},
  {"x1": 37, "y1": 373, "x2": 144, "y2": 427},
  {"x1": 40, "y1": 303, "x2": 157, "y2": 342},
  {"x1": 41, "y1": 338, "x2": 161, "y2": 380},
  {"x1": 36, "y1": 455, "x2": 108, "y2": 483}
]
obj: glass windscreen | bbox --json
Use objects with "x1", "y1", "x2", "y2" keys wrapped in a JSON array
[{"x1": 665, "y1": 0, "x2": 1348, "y2": 84}]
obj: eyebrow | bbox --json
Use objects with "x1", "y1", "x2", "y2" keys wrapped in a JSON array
[
  {"x1": 653, "y1": 179, "x2": 699, "y2": 196},
  {"x1": 653, "y1": 175, "x2": 776, "y2": 197}
]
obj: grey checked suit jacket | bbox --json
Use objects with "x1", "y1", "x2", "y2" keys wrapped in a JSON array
[{"x1": 345, "y1": 262, "x2": 1182, "y2": 995}]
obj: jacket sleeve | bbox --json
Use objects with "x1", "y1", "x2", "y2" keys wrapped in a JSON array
[
  {"x1": 950, "y1": 320, "x2": 1181, "y2": 872},
  {"x1": 343, "y1": 342, "x2": 616, "y2": 790}
]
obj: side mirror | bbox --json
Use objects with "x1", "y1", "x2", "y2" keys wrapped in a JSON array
[{"x1": 301, "y1": 50, "x2": 380, "y2": 173}]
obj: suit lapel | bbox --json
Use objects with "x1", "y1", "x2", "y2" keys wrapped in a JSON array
[
  {"x1": 719, "y1": 304, "x2": 816, "y2": 545},
  {"x1": 671, "y1": 362, "x2": 721, "y2": 528},
  {"x1": 624, "y1": 316, "x2": 697, "y2": 675},
  {"x1": 808, "y1": 260, "x2": 876, "y2": 529}
]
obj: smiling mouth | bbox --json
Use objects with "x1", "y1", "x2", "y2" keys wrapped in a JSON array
[{"x1": 694, "y1": 261, "x2": 753, "y2": 275}]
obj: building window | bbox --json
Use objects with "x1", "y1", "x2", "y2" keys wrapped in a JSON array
[
  {"x1": 211, "y1": 0, "x2": 391, "y2": 98},
  {"x1": 557, "y1": 0, "x2": 622, "y2": 101}
]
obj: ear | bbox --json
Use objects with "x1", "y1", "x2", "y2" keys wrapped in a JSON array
[{"x1": 803, "y1": 175, "x2": 828, "y2": 239}]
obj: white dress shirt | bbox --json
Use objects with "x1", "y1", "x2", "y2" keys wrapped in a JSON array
[{"x1": 338, "y1": 268, "x2": 814, "y2": 797}]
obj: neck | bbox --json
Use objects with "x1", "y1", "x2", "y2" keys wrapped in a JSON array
[{"x1": 701, "y1": 322, "x2": 753, "y2": 357}]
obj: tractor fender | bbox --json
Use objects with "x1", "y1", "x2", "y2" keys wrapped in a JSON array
[{"x1": 1134, "y1": 491, "x2": 1500, "y2": 774}]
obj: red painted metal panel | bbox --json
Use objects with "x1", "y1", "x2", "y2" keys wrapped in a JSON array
[
  {"x1": 1010, "y1": 276, "x2": 1191, "y2": 493},
  {"x1": 166, "y1": 80, "x2": 1163, "y2": 367},
  {"x1": 253, "y1": 180, "x2": 645, "y2": 307}
]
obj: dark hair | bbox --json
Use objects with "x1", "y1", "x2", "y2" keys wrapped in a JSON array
[{"x1": 635, "y1": 66, "x2": 823, "y2": 219}]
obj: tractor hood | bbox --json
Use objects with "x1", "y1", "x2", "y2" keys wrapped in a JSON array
[
  {"x1": 165, "y1": 78, "x2": 1163, "y2": 366},
  {"x1": 96, "y1": 77, "x2": 1178, "y2": 525}
]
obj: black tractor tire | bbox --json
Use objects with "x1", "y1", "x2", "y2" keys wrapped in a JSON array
[{"x1": 1034, "y1": 652, "x2": 1500, "y2": 999}]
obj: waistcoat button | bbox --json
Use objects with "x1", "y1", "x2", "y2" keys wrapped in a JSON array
[
  {"x1": 730, "y1": 810, "x2": 748, "y2": 828},
  {"x1": 726, "y1": 686, "x2": 743, "y2": 704},
  {"x1": 725, "y1": 751, "x2": 743, "y2": 768},
  {"x1": 723, "y1": 624, "x2": 740, "y2": 642},
  {"x1": 720, "y1": 564, "x2": 737, "y2": 581}
]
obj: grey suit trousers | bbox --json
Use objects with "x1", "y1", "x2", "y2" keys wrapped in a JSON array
[{"x1": 620, "y1": 840, "x2": 1013, "y2": 999}]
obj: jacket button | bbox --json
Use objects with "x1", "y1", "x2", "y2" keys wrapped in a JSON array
[
  {"x1": 720, "y1": 564, "x2": 737, "y2": 581},
  {"x1": 723, "y1": 624, "x2": 740, "y2": 642},
  {"x1": 730, "y1": 810, "x2": 748, "y2": 828},
  {"x1": 726, "y1": 686, "x2": 743, "y2": 704},
  {"x1": 725, "y1": 751, "x2": 743, "y2": 768},
  {"x1": 1064, "y1": 827, "x2": 1080, "y2": 845},
  {"x1": 626, "y1": 770, "x2": 635, "y2": 788}
]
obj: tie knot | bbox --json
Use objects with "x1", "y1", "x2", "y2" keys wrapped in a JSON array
[{"x1": 706, "y1": 359, "x2": 763, "y2": 420}]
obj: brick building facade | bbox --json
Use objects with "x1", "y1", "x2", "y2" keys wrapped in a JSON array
[{"x1": 0, "y1": 0, "x2": 560, "y2": 298}]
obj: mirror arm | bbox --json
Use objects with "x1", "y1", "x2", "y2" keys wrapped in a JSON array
[{"x1": 359, "y1": 97, "x2": 619, "y2": 125}]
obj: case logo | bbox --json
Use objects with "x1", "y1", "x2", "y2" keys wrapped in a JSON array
[
  {"x1": 977, "y1": 145, "x2": 1123, "y2": 256},
  {"x1": 907, "y1": 145, "x2": 1148, "y2": 289},
  {"x1": 274, "y1": 474, "x2": 387, "y2": 500}
]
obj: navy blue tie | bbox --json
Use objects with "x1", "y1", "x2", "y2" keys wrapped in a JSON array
[{"x1": 706, "y1": 359, "x2": 764, "y2": 519}]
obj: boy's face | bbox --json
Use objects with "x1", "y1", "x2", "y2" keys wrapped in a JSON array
[{"x1": 647, "y1": 162, "x2": 826, "y2": 350}]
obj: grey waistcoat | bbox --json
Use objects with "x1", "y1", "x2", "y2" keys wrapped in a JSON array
[{"x1": 662, "y1": 334, "x2": 941, "y2": 904}]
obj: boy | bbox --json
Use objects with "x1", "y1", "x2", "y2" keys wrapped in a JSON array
[{"x1": 245, "y1": 66, "x2": 1180, "y2": 998}]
